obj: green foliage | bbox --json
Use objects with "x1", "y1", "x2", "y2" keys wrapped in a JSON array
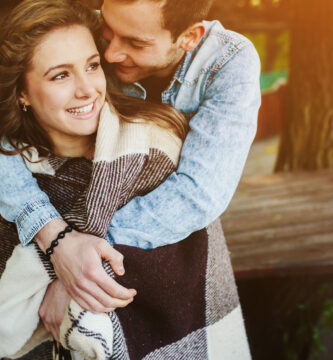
[
  {"x1": 282, "y1": 284, "x2": 333, "y2": 360},
  {"x1": 245, "y1": 31, "x2": 290, "y2": 92},
  {"x1": 245, "y1": 31, "x2": 290, "y2": 72}
]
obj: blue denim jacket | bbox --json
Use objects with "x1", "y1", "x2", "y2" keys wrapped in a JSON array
[{"x1": 0, "y1": 20, "x2": 261, "y2": 247}]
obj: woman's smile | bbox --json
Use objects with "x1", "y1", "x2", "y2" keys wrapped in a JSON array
[
  {"x1": 66, "y1": 100, "x2": 96, "y2": 119},
  {"x1": 20, "y1": 25, "x2": 106, "y2": 155}
]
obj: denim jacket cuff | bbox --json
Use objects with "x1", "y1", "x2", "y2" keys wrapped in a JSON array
[{"x1": 16, "y1": 200, "x2": 62, "y2": 246}]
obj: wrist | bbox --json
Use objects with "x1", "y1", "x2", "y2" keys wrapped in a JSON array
[
  {"x1": 34, "y1": 218, "x2": 69, "y2": 253},
  {"x1": 45, "y1": 225, "x2": 74, "y2": 258},
  {"x1": 51, "y1": 278, "x2": 69, "y2": 295}
]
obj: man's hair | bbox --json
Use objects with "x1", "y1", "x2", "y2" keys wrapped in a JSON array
[{"x1": 116, "y1": 0, "x2": 214, "y2": 41}]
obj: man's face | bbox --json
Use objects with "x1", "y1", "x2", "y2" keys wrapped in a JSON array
[{"x1": 101, "y1": 0, "x2": 185, "y2": 83}]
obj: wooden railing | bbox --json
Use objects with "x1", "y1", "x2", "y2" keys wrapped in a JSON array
[{"x1": 221, "y1": 170, "x2": 333, "y2": 279}]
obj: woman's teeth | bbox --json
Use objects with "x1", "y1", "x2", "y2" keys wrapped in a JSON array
[{"x1": 67, "y1": 103, "x2": 93, "y2": 115}]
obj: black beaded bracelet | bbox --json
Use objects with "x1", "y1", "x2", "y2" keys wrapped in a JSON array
[{"x1": 45, "y1": 225, "x2": 73, "y2": 259}]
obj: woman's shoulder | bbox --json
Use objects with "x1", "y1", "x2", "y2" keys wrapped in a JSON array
[
  {"x1": 97, "y1": 102, "x2": 182, "y2": 167},
  {"x1": 145, "y1": 120, "x2": 182, "y2": 167}
]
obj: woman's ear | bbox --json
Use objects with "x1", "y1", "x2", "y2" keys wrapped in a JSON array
[
  {"x1": 18, "y1": 91, "x2": 31, "y2": 108},
  {"x1": 179, "y1": 22, "x2": 205, "y2": 52}
]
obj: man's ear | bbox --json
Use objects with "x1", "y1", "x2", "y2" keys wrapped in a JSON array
[{"x1": 179, "y1": 22, "x2": 205, "y2": 52}]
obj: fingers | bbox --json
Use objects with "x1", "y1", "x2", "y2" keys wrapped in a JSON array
[
  {"x1": 90, "y1": 278, "x2": 136, "y2": 309},
  {"x1": 98, "y1": 241, "x2": 125, "y2": 276},
  {"x1": 50, "y1": 324, "x2": 60, "y2": 343},
  {"x1": 44, "y1": 321, "x2": 59, "y2": 342},
  {"x1": 68, "y1": 284, "x2": 109, "y2": 312},
  {"x1": 95, "y1": 269, "x2": 137, "y2": 300},
  {"x1": 65, "y1": 286, "x2": 93, "y2": 312},
  {"x1": 51, "y1": 234, "x2": 137, "y2": 313},
  {"x1": 80, "y1": 254, "x2": 137, "y2": 300},
  {"x1": 68, "y1": 276, "x2": 135, "y2": 312},
  {"x1": 39, "y1": 309, "x2": 61, "y2": 342}
]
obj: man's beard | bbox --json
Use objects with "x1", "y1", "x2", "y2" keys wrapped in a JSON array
[{"x1": 104, "y1": 46, "x2": 184, "y2": 84}]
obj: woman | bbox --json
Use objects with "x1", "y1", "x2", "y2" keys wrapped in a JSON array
[{"x1": 0, "y1": 0, "x2": 250, "y2": 359}]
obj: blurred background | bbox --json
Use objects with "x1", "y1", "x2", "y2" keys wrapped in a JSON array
[
  {"x1": 1, "y1": 0, "x2": 332, "y2": 359},
  {"x1": 209, "y1": 2, "x2": 333, "y2": 360}
]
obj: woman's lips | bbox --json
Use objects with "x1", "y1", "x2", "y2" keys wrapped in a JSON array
[{"x1": 66, "y1": 100, "x2": 96, "y2": 119}]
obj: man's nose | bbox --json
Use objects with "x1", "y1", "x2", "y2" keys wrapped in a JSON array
[{"x1": 104, "y1": 38, "x2": 127, "y2": 64}]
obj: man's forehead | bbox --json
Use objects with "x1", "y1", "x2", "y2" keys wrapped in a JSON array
[
  {"x1": 101, "y1": 0, "x2": 167, "y2": 39},
  {"x1": 101, "y1": 9, "x2": 155, "y2": 43}
]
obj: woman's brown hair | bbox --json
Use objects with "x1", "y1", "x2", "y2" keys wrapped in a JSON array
[{"x1": 0, "y1": 0, "x2": 188, "y2": 157}]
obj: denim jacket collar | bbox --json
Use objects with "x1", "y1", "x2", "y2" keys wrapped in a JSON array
[
  {"x1": 119, "y1": 49, "x2": 193, "y2": 101},
  {"x1": 109, "y1": 20, "x2": 250, "y2": 106}
]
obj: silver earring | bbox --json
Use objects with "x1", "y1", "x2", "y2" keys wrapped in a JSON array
[{"x1": 22, "y1": 104, "x2": 27, "y2": 112}]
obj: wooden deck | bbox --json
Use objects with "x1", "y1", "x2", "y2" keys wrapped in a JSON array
[{"x1": 221, "y1": 170, "x2": 333, "y2": 279}]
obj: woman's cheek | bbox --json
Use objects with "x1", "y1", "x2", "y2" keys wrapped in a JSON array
[{"x1": 96, "y1": 73, "x2": 107, "y2": 96}]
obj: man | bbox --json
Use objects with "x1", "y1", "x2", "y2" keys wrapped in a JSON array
[{"x1": 0, "y1": 0, "x2": 260, "y2": 316}]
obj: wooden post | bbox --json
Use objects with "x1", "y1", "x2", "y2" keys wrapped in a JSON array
[{"x1": 275, "y1": 0, "x2": 333, "y2": 171}]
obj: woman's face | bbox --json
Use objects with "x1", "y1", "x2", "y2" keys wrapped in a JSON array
[{"x1": 20, "y1": 25, "x2": 106, "y2": 147}]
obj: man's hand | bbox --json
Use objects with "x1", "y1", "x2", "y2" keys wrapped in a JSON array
[
  {"x1": 39, "y1": 279, "x2": 70, "y2": 342},
  {"x1": 35, "y1": 219, "x2": 136, "y2": 313}
]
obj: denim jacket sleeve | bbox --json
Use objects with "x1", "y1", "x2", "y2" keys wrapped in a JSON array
[
  {"x1": 107, "y1": 44, "x2": 261, "y2": 248},
  {"x1": 0, "y1": 146, "x2": 61, "y2": 245}
]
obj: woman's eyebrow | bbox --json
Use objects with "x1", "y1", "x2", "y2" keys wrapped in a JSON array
[
  {"x1": 44, "y1": 63, "x2": 73, "y2": 77},
  {"x1": 43, "y1": 53, "x2": 100, "y2": 77},
  {"x1": 86, "y1": 53, "x2": 100, "y2": 63}
]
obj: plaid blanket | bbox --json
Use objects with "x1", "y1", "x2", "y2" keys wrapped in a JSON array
[{"x1": 0, "y1": 103, "x2": 251, "y2": 359}]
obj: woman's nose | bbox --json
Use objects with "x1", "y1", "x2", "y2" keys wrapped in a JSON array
[{"x1": 75, "y1": 74, "x2": 95, "y2": 98}]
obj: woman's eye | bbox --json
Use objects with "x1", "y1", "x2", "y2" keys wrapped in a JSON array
[
  {"x1": 51, "y1": 71, "x2": 69, "y2": 81},
  {"x1": 87, "y1": 62, "x2": 100, "y2": 72}
]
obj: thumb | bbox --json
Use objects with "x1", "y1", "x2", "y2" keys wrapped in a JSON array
[{"x1": 98, "y1": 240, "x2": 125, "y2": 276}]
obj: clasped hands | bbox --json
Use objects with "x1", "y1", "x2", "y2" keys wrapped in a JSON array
[{"x1": 35, "y1": 219, "x2": 136, "y2": 341}]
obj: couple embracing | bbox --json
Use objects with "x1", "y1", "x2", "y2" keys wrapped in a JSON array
[{"x1": 0, "y1": 0, "x2": 260, "y2": 359}]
